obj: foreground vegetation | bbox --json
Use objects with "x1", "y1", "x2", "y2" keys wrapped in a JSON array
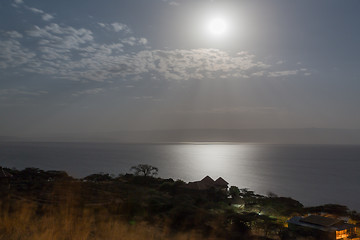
[{"x1": 0, "y1": 166, "x2": 359, "y2": 240}]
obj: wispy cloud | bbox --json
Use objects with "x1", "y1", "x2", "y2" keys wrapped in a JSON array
[
  {"x1": 173, "y1": 106, "x2": 278, "y2": 115},
  {"x1": 0, "y1": 14, "x2": 309, "y2": 83},
  {"x1": 6, "y1": 31, "x2": 23, "y2": 38},
  {"x1": 0, "y1": 39, "x2": 36, "y2": 69},
  {"x1": 72, "y1": 88, "x2": 105, "y2": 96},
  {"x1": 129, "y1": 49, "x2": 270, "y2": 81},
  {"x1": 28, "y1": 7, "x2": 43, "y2": 14},
  {"x1": 268, "y1": 70, "x2": 299, "y2": 78},
  {"x1": 0, "y1": 88, "x2": 48, "y2": 96},
  {"x1": 25, "y1": 6, "x2": 55, "y2": 21},
  {"x1": 162, "y1": 0, "x2": 180, "y2": 6},
  {"x1": 42, "y1": 13, "x2": 54, "y2": 21},
  {"x1": 111, "y1": 22, "x2": 129, "y2": 32},
  {"x1": 121, "y1": 37, "x2": 148, "y2": 46},
  {"x1": 27, "y1": 23, "x2": 94, "y2": 50},
  {"x1": 12, "y1": 0, "x2": 24, "y2": 7},
  {"x1": 98, "y1": 22, "x2": 131, "y2": 34}
]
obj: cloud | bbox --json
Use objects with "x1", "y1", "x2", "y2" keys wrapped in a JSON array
[
  {"x1": 266, "y1": 67, "x2": 311, "y2": 78},
  {"x1": 121, "y1": 37, "x2": 137, "y2": 46},
  {"x1": 252, "y1": 71, "x2": 265, "y2": 77},
  {"x1": 27, "y1": 7, "x2": 55, "y2": 21},
  {"x1": 131, "y1": 95, "x2": 154, "y2": 100},
  {"x1": 60, "y1": 48, "x2": 269, "y2": 82},
  {"x1": 173, "y1": 106, "x2": 277, "y2": 115},
  {"x1": 0, "y1": 39, "x2": 36, "y2": 69},
  {"x1": 138, "y1": 38, "x2": 148, "y2": 45},
  {"x1": 72, "y1": 88, "x2": 105, "y2": 96},
  {"x1": 128, "y1": 49, "x2": 270, "y2": 81},
  {"x1": 28, "y1": 7, "x2": 43, "y2": 14},
  {"x1": 98, "y1": 22, "x2": 130, "y2": 33},
  {"x1": 6, "y1": 31, "x2": 23, "y2": 38},
  {"x1": 27, "y1": 24, "x2": 94, "y2": 50},
  {"x1": 0, "y1": 26, "x2": 285, "y2": 82},
  {"x1": 169, "y1": 1, "x2": 180, "y2": 6},
  {"x1": 0, "y1": 88, "x2": 48, "y2": 96},
  {"x1": 162, "y1": 0, "x2": 180, "y2": 6},
  {"x1": 1, "y1": 17, "x2": 308, "y2": 83},
  {"x1": 42, "y1": 13, "x2": 54, "y2": 21},
  {"x1": 12, "y1": 0, "x2": 23, "y2": 6},
  {"x1": 121, "y1": 37, "x2": 148, "y2": 46},
  {"x1": 210, "y1": 107, "x2": 276, "y2": 114},
  {"x1": 98, "y1": 23, "x2": 106, "y2": 28},
  {"x1": 111, "y1": 22, "x2": 129, "y2": 32},
  {"x1": 268, "y1": 70, "x2": 299, "y2": 78}
]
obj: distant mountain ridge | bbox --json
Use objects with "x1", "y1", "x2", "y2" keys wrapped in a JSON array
[{"x1": 2, "y1": 128, "x2": 360, "y2": 144}]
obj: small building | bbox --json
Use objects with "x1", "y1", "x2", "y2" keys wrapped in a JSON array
[
  {"x1": 184, "y1": 176, "x2": 229, "y2": 191},
  {"x1": 288, "y1": 215, "x2": 358, "y2": 240},
  {"x1": 214, "y1": 177, "x2": 229, "y2": 191}
]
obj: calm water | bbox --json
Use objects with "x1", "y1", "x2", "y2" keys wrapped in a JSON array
[{"x1": 1, "y1": 142, "x2": 359, "y2": 210}]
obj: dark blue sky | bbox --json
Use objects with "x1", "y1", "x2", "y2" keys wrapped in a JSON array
[{"x1": 1, "y1": 0, "x2": 360, "y2": 137}]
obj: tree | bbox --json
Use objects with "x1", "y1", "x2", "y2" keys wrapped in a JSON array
[
  {"x1": 305, "y1": 204, "x2": 349, "y2": 216},
  {"x1": 83, "y1": 172, "x2": 113, "y2": 182},
  {"x1": 130, "y1": 164, "x2": 158, "y2": 177},
  {"x1": 229, "y1": 186, "x2": 240, "y2": 199}
]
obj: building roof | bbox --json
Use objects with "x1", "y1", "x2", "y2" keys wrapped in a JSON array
[
  {"x1": 300, "y1": 215, "x2": 341, "y2": 227},
  {"x1": 214, "y1": 177, "x2": 229, "y2": 186},
  {"x1": 200, "y1": 176, "x2": 215, "y2": 185},
  {"x1": 288, "y1": 215, "x2": 356, "y2": 232},
  {"x1": 184, "y1": 176, "x2": 228, "y2": 190}
]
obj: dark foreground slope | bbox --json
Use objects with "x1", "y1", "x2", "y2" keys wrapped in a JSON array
[{"x1": 1, "y1": 167, "x2": 359, "y2": 240}]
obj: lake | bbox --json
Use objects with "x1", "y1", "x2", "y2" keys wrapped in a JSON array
[{"x1": 1, "y1": 142, "x2": 359, "y2": 211}]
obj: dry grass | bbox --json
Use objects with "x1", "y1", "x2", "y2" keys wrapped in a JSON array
[{"x1": 0, "y1": 193, "x2": 217, "y2": 240}]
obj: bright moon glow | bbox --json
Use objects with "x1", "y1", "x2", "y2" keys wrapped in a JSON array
[{"x1": 208, "y1": 18, "x2": 227, "y2": 35}]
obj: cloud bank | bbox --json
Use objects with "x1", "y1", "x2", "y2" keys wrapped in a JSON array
[{"x1": 1, "y1": 1, "x2": 310, "y2": 84}]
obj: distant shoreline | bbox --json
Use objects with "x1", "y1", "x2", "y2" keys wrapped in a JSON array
[
  {"x1": 2, "y1": 140, "x2": 360, "y2": 146},
  {"x1": 3, "y1": 128, "x2": 360, "y2": 145}
]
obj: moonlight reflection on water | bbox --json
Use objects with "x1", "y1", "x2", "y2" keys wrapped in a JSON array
[{"x1": 1, "y1": 142, "x2": 360, "y2": 210}]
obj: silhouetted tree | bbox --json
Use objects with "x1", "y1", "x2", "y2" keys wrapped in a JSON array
[
  {"x1": 18, "y1": 168, "x2": 47, "y2": 181},
  {"x1": 45, "y1": 170, "x2": 72, "y2": 181},
  {"x1": 267, "y1": 191, "x2": 278, "y2": 198},
  {"x1": 130, "y1": 164, "x2": 158, "y2": 177},
  {"x1": 239, "y1": 188, "x2": 256, "y2": 198},
  {"x1": 83, "y1": 172, "x2": 113, "y2": 182},
  {"x1": 305, "y1": 204, "x2": 349, "y2": 216},
  {"x1": 259, "y1": 196, "x2": 303, "y2": 216},
  {"x1": 229, "y1": 186, "x2": 240, "y2": 199}
]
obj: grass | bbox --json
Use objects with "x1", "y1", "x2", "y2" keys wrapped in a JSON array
[
  {"x1": 0, "y1": 199, "x2": 219, "y2": 240},
  {"x1": 0, "y1": 184, "x2": 220, "y2": 240}
]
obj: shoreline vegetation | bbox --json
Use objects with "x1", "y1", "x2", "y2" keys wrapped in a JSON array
[{"x1": 1, "y1": 165, "x2": 359, "y2": 240}]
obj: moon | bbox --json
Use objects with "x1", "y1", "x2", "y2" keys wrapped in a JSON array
[{"x1": 208, "y1": 18, "x2": 227, "y2": 35}]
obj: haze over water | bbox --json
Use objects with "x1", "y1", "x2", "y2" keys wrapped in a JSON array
[{"x1": 1, "y1": 142, "x2": 359, "y2": 211}]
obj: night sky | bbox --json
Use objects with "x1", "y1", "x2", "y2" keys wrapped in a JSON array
[{"x1": 1, "y1": 0, "x2": 360, "y2": 137}]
